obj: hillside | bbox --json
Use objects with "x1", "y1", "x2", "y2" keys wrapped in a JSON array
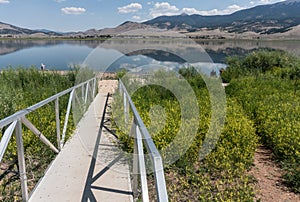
[
  {"x1": 143, "y1": 0, "x2": 300, "y2": 35},
  {"x1": 0, "y1": 21, "x2": 61, "y2": 37},
  {"x1": 1, "y1": 0, "x2": 300, "y2": 39}
]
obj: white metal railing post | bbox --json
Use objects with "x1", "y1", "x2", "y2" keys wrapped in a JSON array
[
  {"x1": 123, "y1": 92, "x2": 129, "y2": 124},
  {"x1": 153, "y1": 157, "x2": 168, "y2": 202},
  {"x1": 119, "y1": 80, "x2": 169, "y2": 202},
  {"x1": 15, "y1": 119, "x2": 28, "y2": 202},
  {"x1": 55, "y1": 98, "x2": 61, "y2": 150},
  {"x1": 84, "y1": 82, "x2": 89, "y2": 104},
  {"x1": 82, "y1": 84, "x2": 85, "y2": 102},
  {"x1": 92, "y1": 78, "x2": 96, "y2": 98},
  {"x1": 0, "y1": 77, "x2": 101, "y2": 200},
  {"x1": 0, "y1": 121, "x2": 17, "y2": 161},
  {"x1": 131, "y1": 120, "x2": 139, "y2": 197},
  {"x1": 136, "y1": 126, "x2": 149, "y2": 202},
  {"x1": 61, "y1": 89, "x2": 75, "y2": 148}
]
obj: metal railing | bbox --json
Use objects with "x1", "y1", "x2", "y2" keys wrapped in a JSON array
[
  {"x1": 0, "y1": 78, "x2": 97, "y2": 202},
  {"x1": 119, "y1": 80, "x2": 168, "y2": 202}
]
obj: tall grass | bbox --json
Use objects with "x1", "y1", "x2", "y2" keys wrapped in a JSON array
[{"x1": 0, "y1": 67, "x2": 78, "y2": 201}]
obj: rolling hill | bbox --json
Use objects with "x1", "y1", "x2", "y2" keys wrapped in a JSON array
[
  {"x1": 143, "y1": 0, "x2": 300, "y2": 35},
  {"x1": 1, "y1": 0, "x2": 300, "y2": 39}
]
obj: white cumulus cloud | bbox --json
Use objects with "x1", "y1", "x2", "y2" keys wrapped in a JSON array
[
  {"x1": 132, "y1": 15, "x2": 141, "y2": 20},
  {"x1": 118, "y1": 3, "x2": 142, "y2": 14},
  {"x1": 0, "y1": 0, "x2": 10, "y2": 3},
  {"x1": 146, "y1": 1, "x2": 284, "y2": 19},
  {"x1": 61, "y1": 7, "x2": 86, "y2": 15},
  {"x1": 252, "y1": 0, "x2": 284, "y2": 5},
  {"x1": 55, "y1": 0, "x2": 66, "y2": 3},
  {"x1": 225, "y1": 4, "x2": 246, "y2": 14},
  {"x1": 259, "y1": 0, "x2": 272, "y2": 3},
  {"x1": 150, "y1": 2, "x2": 180, "y2": 18},
  {"x1": 181, "y1": 7, "x2": 201, "y2": 15},
  {"x1": 182, "y1": 4, "x2": 246, "y2": 16}
]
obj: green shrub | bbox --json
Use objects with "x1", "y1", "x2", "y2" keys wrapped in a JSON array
[
  {"x1": 222, "y1": 50, "x2": 300, "y2": 82},
  {"x1": 226, "y1": 74, "x2": 300, "y2": 193},
  {"x1": 113, "y1": 70, "x2": 258, "y2": 201},
  {"x1": 0, "y1": 67, "x2": 79, "y2": 201}
]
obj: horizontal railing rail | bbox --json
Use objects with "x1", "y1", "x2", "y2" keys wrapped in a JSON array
[
  {"x1": 0, "y1": 77, "x2": 97, "y2": 202},
  {"x1": 119, "y1": 80, "x2": 168, "y2": 202}
]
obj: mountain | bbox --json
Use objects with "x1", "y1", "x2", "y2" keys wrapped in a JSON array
[
  {"x1": 0, "y1": 21, "x2": 36, "y2": 35},
  {"x1": 0, "y1": 21, "x2": 62, "y2": 37},
  {"x1": 143, "y1": 0, "x2": 300, "y2": 35},
  {"x1": 1, "y1": 0, "x2": 300, "y2": 39},
  {"x1": 68, "y1": 21, "x2": 183, "y2": 38}
]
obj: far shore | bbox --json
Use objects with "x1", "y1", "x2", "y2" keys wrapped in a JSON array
[
  {"x1": 1, "y1": 33, "x2": 300, "y2": 41},
  {"x1": 0, "y1": 69, "x2": 117, "y2": 79}
]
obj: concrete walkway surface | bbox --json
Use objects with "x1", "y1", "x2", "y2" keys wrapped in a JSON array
[{"x1": 29, "y1": 80, "x2": 133, "y2": 202}]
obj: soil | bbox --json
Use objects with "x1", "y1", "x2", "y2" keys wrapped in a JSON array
[{"x1": 249, "y1": 146, "x2": 300, "y2": 202}]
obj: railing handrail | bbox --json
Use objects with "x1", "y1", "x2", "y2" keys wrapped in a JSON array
[
  {"x1": 0, "y1": 77, "x2": 97, "y2": 202},
  {"x1": 119, "y1": 79, "x2": 168, "y2": 202},
  {"x1": 0, "y1": 78, "x2": 95, "y2": 129}
]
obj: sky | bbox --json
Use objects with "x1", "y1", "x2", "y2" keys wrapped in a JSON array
[{"x1": 0, "y1": 0, "x2": 286, "y2": 32}]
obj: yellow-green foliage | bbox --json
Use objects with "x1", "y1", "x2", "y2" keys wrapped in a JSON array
[
  {"x1": 113, "y1": 69, "x2": 258, "y2": 201},
  {"x1": 227, "y1": 75, "x2": 300, "y2": 192},
  {"x1": 0, "y1": 67, "x2": 77, "y2": 201}
]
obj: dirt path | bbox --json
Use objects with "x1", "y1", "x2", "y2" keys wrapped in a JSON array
[{"x1": 249, "y1": 146, "x2": 300, "y2": 202}]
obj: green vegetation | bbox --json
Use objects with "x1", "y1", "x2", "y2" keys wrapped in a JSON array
[
  {"x1": 114, "y1": 69, "x2": 258, "y2": 201},
  {"x1": 0, "y1": 67, "x2": 83, "y2": 201},
  {"x1": 114, "y1": 50, "x2": 300, "y2": 201},
  {"x1": 224, "y1": 50, "x2": 300, "y2": 193}
]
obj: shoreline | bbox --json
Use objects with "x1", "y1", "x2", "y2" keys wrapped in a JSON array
[{"x1": 1, "y1": 35, "x2": 300, "y2": 42}]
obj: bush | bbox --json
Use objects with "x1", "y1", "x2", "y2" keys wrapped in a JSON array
[
  {"x1": 226, "y1": 74, "x2": 300, "y2": 193},
  {"x1": 0, "y1": 67, "x2": 78, "y2": 201},
  {"x1": 113, "y1": 69, "x2": 258, "y2": 201},
  {"x1": 221, "y1": 50, "x2": 300, "y2": 82}
]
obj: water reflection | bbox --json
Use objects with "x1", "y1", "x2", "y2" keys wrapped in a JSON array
[
  {"x1": 0, "y1": 39, "x2": 299, "y2": 71},
  {"x1": 83, "y1": 38, "x2": 216, "y2": 75}
]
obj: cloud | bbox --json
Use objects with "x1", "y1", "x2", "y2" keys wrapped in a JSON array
[
  {"x1": 182, "y1": 4, "x2": 246, "y2": 16},
  {"x1": 118, "y1": 3, "x2": 142, "y2": 14},
  {"x1": 252, "y1": 0, "x2": 284, "y2": 5},
  {"x1": 182, "y1": 7, "x2": 202, "y2": 15},
  {"x1": 61, "y1": 7, "x2": 86, "y2": 15},
  {"x1": 0, "y1": 0, "x2": 9, "y2": 3},
  {"x1": 148, "y1": 2, "x2": 245, "y2": 18},
  {"x1": 150, "y1": 2, "x2": 180, "y2": 17},
  {"x1": 54, "y1": 0, "x2": 66, "y2": 2},
  {"x1": 132, "y1": 15, "x2": 141, "y2": 20},
  {"x1": 259, "y1": 0, "x2": 272, "y2": 3},
  {"x1": 147, "y1": 1, "x2": 284, "y2": 18},
  {"x1": 225, "y1": 4, "x2": 246, "y2": 14}
]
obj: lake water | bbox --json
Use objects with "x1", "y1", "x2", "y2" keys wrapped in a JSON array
[{"x1": 1, "y1": 39, "x2": 300, "y2": 74}]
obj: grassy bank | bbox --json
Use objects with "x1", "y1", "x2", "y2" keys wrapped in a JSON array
[
  {"x1": 0, "y1": 67, "x2": 79, "y2": 201},
  {"x1": 114, "y1": 70, "x2": 258, "y2": 201},
  {"x1": 114, "y1": 50, "x2": 300, "y2": 201},
  {"x1": 223, "y1": 50, "x2": 300, "y2": 193}
]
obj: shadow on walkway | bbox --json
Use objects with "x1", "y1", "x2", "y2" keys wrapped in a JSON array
[{"x1": 81, "y1": 93, "x2": 133, "y2": 202}]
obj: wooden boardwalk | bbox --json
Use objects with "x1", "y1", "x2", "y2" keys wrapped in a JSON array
[{"x1": 29, "y1": 80, "x2": 133, "y2": 202}]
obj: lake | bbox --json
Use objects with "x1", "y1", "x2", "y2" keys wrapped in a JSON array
[{"x1": 1, "y1": 39, "x2": 300, "y2": 74}]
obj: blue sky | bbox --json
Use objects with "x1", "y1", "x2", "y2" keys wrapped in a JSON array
[{"x1": 0, "y1": 0, "x2": 285, "y2": 32}]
